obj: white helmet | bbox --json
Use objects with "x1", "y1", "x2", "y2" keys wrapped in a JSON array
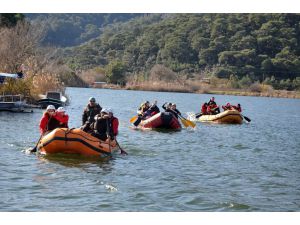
[
  {"x1": 46, "y1": 105, "x2": 55, "y2": 111},
  {"x1": 107, "y1": 108, "x2": 113, "y2": 114},
  {"x1": 57, "y1": 107, "x2": 65, "y2": 112},
  {"x1": 101, "y1": 108, "x2": 109, "y2": 114}
]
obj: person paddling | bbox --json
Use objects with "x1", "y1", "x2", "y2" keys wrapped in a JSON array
[
  {"x1": 143, "y1": 100, "x2": 160, "y2": 118},
  {"x1": 196, "y1": 102, "x2": 208, "y2": 118},
  {"x1": 207, "y1": 97, "x2": 220, "y2": 114},
  {"x1": 133, "y1": 100, "x2": 153, "y2": 126},
  {"x1": 81, "y1": 97, "x2": 102, "y2": 132},
  {"x1": 162, "y1": 102, "x2": 181, "y2": 119},
  {"x1": 222, "y1": 102, "x2": 232, "y2": 111},
  {"x1": 55, "y1": 107, "x2": 69, "y2": 128},
  {"x1": 39, "y1": 105, "x2": 60, "y2": 135},
  {"x1": 91, "y1": 108, "x2": 117, "y2": 141},
  {"x1": 232, "y1": 103, "x2": 242, "y2": 112}
]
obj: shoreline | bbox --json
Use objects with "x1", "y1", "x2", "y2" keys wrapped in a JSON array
[{"x1": 89, "y1": 83, "x2": 300, "y2": 99}]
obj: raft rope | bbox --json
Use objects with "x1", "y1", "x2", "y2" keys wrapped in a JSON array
[{"x1": 58, "y1": 128, "x2": 105, "y2": 144}]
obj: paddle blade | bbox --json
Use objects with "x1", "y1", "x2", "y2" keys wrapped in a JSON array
[
  {"x1": 180, "y1": 116, "x2": 196, "y2": 128},
  {"x1": 180, "y1": 117, "x2": 189, "y2": 128},
  {"x1": 130, "y1": 115, "x2": 138, "y2": 123},
  {"x1": 243, "y1": 115, "x2": 251, "y2": 122},
  {"x1": 120, "y1": 149, "x2": 128, "y2": 155},
  {"x1": 186, "y1": 119, "x2": 196, "y2": 128}
]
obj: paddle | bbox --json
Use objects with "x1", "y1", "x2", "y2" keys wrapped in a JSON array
[
  {"x1": 129, "y1": 115, "x2": 138, "y2": 123},
  {"x1": 115, "y1": 139, "x2": 128, "y2": 155},
  {"x1": 242, "y1": 115, "x2": 251, "y2": 122},
  {"x1": 27, "y1": 134, "x2": 43, "y2": 153},
  {"x1": 178, "y1": 114, "x2": 196, "y2": 128}
]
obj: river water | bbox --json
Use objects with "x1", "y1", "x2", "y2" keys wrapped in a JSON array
[{"x1": 0, "y1": 87, "x2": 299, "y2": 212}]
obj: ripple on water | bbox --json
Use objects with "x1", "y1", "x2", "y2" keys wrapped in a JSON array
[{"x1": 218, "y1": 202, "x2": 252, "y2": 211}]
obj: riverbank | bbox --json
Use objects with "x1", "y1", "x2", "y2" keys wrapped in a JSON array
[{"x1": 91, "y1": 81, "x2": 300, "y2": 99}]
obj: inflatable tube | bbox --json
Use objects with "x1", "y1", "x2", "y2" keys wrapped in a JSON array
[
  {"x1": 196, "y1": 110, "x2": 243, "y2": 124},
  {"x1": 139, "y1": 112, "x2": 181, "y2": 130},
  {"x1": 37, "y1": 128, "x2": 117, "y2": 158}
]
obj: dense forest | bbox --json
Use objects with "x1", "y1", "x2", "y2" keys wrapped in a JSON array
[
  {"x1": 26, "y1": 14, "x2": 141, "y2": 47},
  {"x1": 62, "y1": 14, "x2": 300, "y2": 90}
]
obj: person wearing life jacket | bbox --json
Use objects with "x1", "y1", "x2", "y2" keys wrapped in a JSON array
[
  {"x1": 54, "y1": 107, "x2": 69, "y2": 128},
  {"x1": 207, "y1": 97, "x2": 220, "y2": 114},
  {"x1": 134, "y1": 101, "x2": 159, "y2": 126},
  {"x1": 170, "y1": 103, "x2": 181, "y2": 119},
  {"x1": 162, "y1": 102, "x2": 181, "y2": 119},
  {"x1": 108, "y1": 108, "x2": 119, "y2": 137},
  {"x1": 222, "y1": 102, "x2": 232, "y2": 111},
  {"x1": 82, "y1": 97, "x2": 102, "y2": 132},
  {"x1": 39, "y1": 105, "x2": 60, "y2": 135},
  {"x1": 144, "y1": 100, "x2": 160, "y2": 117},
  {"x1": 196, "y1": 102, "x2": 208, "y2": 118},
  {"x1": 162, "y1": 102, "x2": 172, "y2": 112},
  {"x1": 91, "y1": 108, "x2": 116, "y2": 141},
  {"x1": 232, "y1": 103, "x2": 242, "y2": 112},
  {"x1": 137, "y1": 101, "x2": 150, "y2": 116}
]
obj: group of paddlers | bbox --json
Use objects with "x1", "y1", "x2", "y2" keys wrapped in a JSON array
[
  {"x1": 39, "y1": 97, "x2": 119, "y2": 142},
  {"x1": 133, "y1": 100, "x2": 182, "y2": 126},
  {"x1": 38, "y1": 96, "x2": 242, "y2": 141},
  {"x1": 196, "y1": 97, "x2": 242, "y2": 118}
]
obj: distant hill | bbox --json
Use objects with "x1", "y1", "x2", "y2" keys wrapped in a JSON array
[
  {"x1": 26, "y1": 13, "x2": 142, "y2": 47},
  {"x1": 60, "y1": 14, "x2": 300, "y2": 90}
]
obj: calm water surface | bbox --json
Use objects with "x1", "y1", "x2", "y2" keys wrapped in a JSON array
[{"x1": 0, "y1": 87, "x2": 299, "y2": 211}]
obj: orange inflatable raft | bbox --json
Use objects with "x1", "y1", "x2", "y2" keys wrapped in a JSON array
[{"x1": 37, "y1": 128, "x2": 117, "y2": 158}]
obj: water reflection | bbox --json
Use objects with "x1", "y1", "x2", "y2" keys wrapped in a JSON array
[{"x1": 37, "y1": 153, "x2": 115, "y2": 173}]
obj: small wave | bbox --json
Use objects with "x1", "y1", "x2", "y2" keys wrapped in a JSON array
[
  {"x1": 105, "y1": 184, "x2": 118, "y2": 192},
  {"x1": 233, "y1": 144, "x2": 249, "y2": 150},
  {"x1": 220, "y1": 202, "x2": 251, "y2": 210}
]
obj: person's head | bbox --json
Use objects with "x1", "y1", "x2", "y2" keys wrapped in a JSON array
[
  {"x1": 171, "y1": 103, "x2": 177, "y2": 110},
  {"x1": 89, "y1": 97, "x2": 96, "y2": 106},
  {"x1": 204, "y1": 102, "x2": 208, "y2": 106},
  {"x1": 57, "y1": 107, "x2": 66, "y2": 115},
  {"x1": 166, "y1": 102, "x2": 172, "y2": 109},
  {"x1": 46, "y1": 105, "x2": 56, "y2": 115},
  {"x1": 226, "y1": 103, "x2": 230, "y2": 107},
  {"x1": 105, "y1": 108, "x2": 113, "y2": 118},
  {"x1": 237, "y1": 103, "x2": 241, "y2": 107},
  {"x1": 145, "y1": 101, "x2": 150, "y2": 107},
  {"x1": 100, "y1": 108, "x2": 109, "y2": 117},
  {"x1": 211, "y1": 97, "x2": 215, "y2": 101}
]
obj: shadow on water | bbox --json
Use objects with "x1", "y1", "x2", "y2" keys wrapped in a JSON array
[{"x1": 37, "y1": 153, "x2": 115, "y2": 172}]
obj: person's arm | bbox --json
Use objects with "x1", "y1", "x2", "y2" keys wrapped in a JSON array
[
  {"x1": 112, "y1": 118, "x2": 119, "y2": 136},
  {"x1": 39, "y1": 115, "x2": 48, "y2": 134},
  {"x1": 82, "y1": 108, "x2": 87, "y2": 125},
  {"x1": 97, "y1": 104, "x2": 102, "y2": 113},
  {"x1": 62, "y1": 115, "x2": 69, "y2": 128},
  {"x1": 175, "y1": 109, "x2": 181, "y2": 115},
  {"x1": 162, "y1": 102, "x2": 167, "y2": 110}
]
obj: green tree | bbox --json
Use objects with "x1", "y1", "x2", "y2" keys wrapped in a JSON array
[{"x1": 105, "y1": 60, "x2": 126, "y2": 84}]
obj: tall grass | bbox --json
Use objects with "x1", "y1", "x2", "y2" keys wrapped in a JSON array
[{"x1": 0, "y1": 21, "x2": 74, "y2": 101}]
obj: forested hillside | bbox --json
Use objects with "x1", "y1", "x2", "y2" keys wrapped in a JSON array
[
  {"x1": 26, "y1": 14, "x2": 142, "y2": 47},
  {"x1": 63, "y1": 14, "x2": 300, "y2": 90}
]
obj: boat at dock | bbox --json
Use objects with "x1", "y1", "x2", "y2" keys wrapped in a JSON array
[
  {"x1": 37, "y1": 91, "x2": 67, "y2": 109},
  {"x1": 0, "y1": 94, "x2": 34, "y2": 113}
]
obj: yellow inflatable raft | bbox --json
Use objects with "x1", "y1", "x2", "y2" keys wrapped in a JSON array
[
  {"x1": 193, "y1": 110, "x2": 243, "y2": 124},
  {"x1": 37, "y1": 128, "x2": 117, "y2": 158}
]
